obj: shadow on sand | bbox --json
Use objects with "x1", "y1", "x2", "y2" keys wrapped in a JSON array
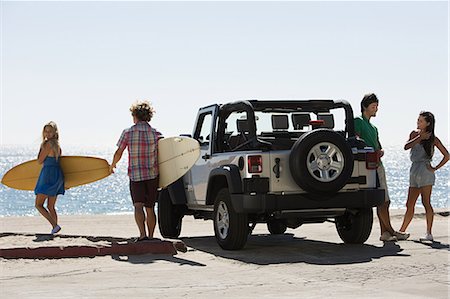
[
  {"x1": 0, "y1": 232, "x2": 132, "y2": 244},
  {"x1": 411, "y1": 239, "x2": 449, "y2": 251},
  {"x1": 181, "y1": 233, "x2": 408, "y2": 266},
  {"x1": 111, "y1": 253, "x2": 206, "y2": 267}
]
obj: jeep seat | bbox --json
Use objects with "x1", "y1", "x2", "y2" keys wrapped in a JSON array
[
  {"x1": 270, "y1": 114, "x2": 294, "y2": 149},
  {"x1": 271, "y1": 115, "x2": 291, "y2": 137},
  {"x1": 271, "y1": 115, "x2": 289, "y2": 131},
  {"x1": 228, "y1": 119, "x2": 251, "y2": 149}
]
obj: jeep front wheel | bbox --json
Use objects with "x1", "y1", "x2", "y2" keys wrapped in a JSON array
[
  {"x1": 335, "y1": 208, "x2": 373, "y2": 244},
  {"x1": 158, "y1": 189, "x2": 183, "y2": 238},
  {"x1": 213, "y1": 188, "x2": 248, "y2": 250}
]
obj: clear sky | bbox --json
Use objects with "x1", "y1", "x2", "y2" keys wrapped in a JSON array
[{"x1": 1, "y1": 1, "x2": 448, "y2": 148}]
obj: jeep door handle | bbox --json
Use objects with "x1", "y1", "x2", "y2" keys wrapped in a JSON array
[{"x1": 202, "y1": 154, "x2": 211, "y2": 160}]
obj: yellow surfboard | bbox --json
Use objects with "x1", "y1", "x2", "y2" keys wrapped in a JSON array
[{"x1": 1, "y1": 156, "x2": 111, "y2": 191}]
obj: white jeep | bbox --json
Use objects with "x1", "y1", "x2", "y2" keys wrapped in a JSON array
[{"x1": 158, "y1": 100, "x2": 384, "y2": 250}]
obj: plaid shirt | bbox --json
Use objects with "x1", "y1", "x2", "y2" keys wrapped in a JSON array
[{"x1": 117, "y1": 121, "x2": 160, "y2": 182}]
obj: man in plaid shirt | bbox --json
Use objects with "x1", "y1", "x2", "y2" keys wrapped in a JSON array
[{"x1": 110, "y1": 101, "x2": 161, "y2": 241}]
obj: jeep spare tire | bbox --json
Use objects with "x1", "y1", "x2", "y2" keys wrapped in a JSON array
[{"x1": 289, "y1": 129, "x2": 353, "y2": 194}]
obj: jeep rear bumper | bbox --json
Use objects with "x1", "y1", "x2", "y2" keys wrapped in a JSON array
[{"x1": 230, "y1": 189, "x2": 385, "y2": 214}]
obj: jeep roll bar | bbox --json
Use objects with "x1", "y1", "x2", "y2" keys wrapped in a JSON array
[{"x1": 248, "y1": 99, "x2": 356, "y2": 137}]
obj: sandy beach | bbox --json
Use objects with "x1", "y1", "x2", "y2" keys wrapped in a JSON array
[{"x1": 1, "y1": 208, "x2": 449, "y2": 298}]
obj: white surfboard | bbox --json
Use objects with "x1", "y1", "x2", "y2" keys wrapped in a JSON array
[{"x1": 158, "y1": 136, "x2": 200, "y2": 188}]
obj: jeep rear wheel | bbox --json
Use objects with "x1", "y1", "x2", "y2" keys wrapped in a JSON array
[
  {"x1": 158, "y1": 189, "x2": 183, "y2": 238},
  {"x1": 213, "y1": 188, "x2": 248, "y2": 250},
  {"x1": 335, "y1": 208, "x2": 373, "y2": 244},
  {"x1": 289, "y1": 129, "x2": 354, "y2": 194}
]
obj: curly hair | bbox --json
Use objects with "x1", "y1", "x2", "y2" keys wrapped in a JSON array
[{"x1": 130, "y1": 101, "x2": 155, "y2": 122}]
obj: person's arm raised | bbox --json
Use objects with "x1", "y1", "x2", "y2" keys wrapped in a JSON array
[{"x1": 404, "y1": 130, "x2": 430, "y2": 150}]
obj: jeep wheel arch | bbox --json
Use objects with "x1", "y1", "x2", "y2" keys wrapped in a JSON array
[
  {"x1": 289, "y1": 129, "x2": 354, "y2": 194},
  {"x1": 206, "y1": 165, "x2": 243, "y2": 205}
]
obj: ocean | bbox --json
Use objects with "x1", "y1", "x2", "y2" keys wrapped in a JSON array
[{"x1": 0, "y1": 145, "x2": 448, "y2": 217}]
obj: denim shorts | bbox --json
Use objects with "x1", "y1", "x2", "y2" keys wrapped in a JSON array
[{"x1": 409, "y1": 162, "x2": 435, "y2": 188}]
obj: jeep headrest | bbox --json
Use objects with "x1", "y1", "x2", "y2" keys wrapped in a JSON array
[
  {"x1": 237, "y1": 119, "x2": 250, "y2": 133},
  {"x1": 317, "y1": 113, "x2": 334, "y2": 129},
  {"x1": 291, "y1": 113, "x2": 311, "y2": 130},
  {"x1": 271, "y1": 115, "x2": 289, "y2": 131}
]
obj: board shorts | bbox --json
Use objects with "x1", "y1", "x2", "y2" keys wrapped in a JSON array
[
  {"x1": 129, "y1": 177, "x2": 159, "y2": 208},
  {"x1": 409, "y1": 162, "x2": 435, "y2": 188},
  {"x1": 377, "y1": 164, "x2": 390, "y2": 203}
]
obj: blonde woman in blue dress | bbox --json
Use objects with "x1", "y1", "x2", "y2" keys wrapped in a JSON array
[
  {"x1": 34, "y1": 121, "x2": 65, "y2": 234},
  {"x1": 399, "y1": 112, "x2": 449, "y2": 241}
]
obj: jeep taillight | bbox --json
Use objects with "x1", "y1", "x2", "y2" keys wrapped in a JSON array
[
  {"x1": 248, "y1": 155, "x2": 263, "y2": 173},
  {"x1": 366, "y1": 152, "x2": 380, "y2": 169}
]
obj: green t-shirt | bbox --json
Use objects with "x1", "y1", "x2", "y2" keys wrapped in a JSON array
[{"x1": 354, "y1": 115, "x2": 382, "y2": 150}]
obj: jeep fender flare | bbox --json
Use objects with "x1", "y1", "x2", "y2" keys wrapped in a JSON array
[{"x1": 206, "y1": 165, "x2": 243, "y2": 205}]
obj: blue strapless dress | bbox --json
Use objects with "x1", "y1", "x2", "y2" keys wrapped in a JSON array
[{"x1": 34, "y1": 157, "x2": 65, "y2": 196}]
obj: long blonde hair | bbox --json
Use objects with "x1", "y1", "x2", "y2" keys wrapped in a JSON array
[{"x1": 41, "y1": 121, "x2": 61, "y2": 158}]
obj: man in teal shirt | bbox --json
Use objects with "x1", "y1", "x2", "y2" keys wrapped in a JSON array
[{"x1": 354, "y1": 93, "x2": 409, "y2": 242}]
